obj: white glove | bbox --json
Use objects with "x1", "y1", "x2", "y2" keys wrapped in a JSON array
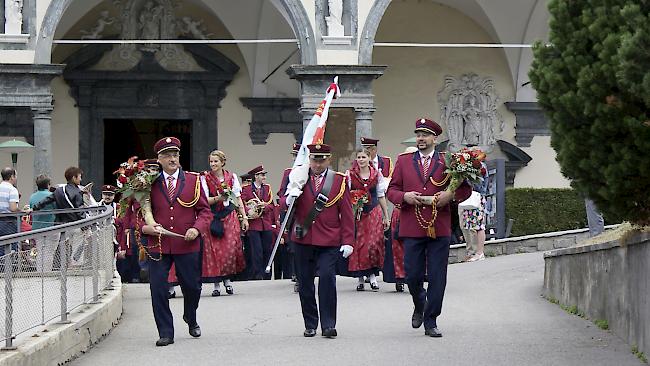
[
  {"x1": 285, "y1": 187, "x2": 302, "y2": 206},
  {"x1": 339, "y1": 245, "x2": 353, "y2": 258}
]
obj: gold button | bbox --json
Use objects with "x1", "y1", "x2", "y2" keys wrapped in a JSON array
[
  {"x1": 423, "y1": 188, "x2": 427, "y2": 191},
  {"x1": 170, "y1": 216, "x2": 174, "y2": 220},
  {"x1": 170, "y1": 207, "x2": 173, "y2": 210}
]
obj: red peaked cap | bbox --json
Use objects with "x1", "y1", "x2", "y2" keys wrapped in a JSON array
[
  {"x1": 154, "y1": 137, "x2": 181, "y2": 155},
  {"x1": 292, "y1": 142, "x2": 300, "y2": 154},
  {"x1": 101, "y1": 185, "x2": 117, "y2": 193},
  {"x1": 414, "y1": 118, "x2": 443, "y2": 136},
  {"x1": 360, "y1": 137, "x2": 379, "y2": 147},
  {"x1": 307, "y1": 143, "x2": 332, "y2": 158},
  {"x1": 247, "y1": 165, "x2": 267, "y2": 176}
]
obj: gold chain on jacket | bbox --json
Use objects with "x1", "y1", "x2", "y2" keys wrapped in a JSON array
[
  {"x1": 415, "y1": 196, "x2": 438, "y2": 238},
  {"x1": 134, "y1": 208, "x2": 162, "y2": 262},
  {"x1": 430, "y1": 174, "x2": 450, "y2": 187}
]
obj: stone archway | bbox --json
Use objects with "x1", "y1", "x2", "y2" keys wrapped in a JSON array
[{"x1": 34, "y1": 0, "x2": 316, "y2": 65}]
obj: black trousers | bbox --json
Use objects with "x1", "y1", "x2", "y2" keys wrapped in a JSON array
[
  {"x1": 247, "y1": 230, "x2": 273, "y2": 280},
  {"x1": 294, "y1": 244, "x2": 339, "y2": 331},
  {"x1": 148, "y1": 251, "x2": 201, "y2": 339},
  {"x1": 403, "y1": 236, "x2": 450, "y2": 329}
]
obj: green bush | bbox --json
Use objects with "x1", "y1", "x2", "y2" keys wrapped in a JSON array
[
  {"x1": 506, "y1": 188, "x2": 587, "y2": 236},
  {"x1": 529, "y1": 0, "x2": 650, "y2": 225}
]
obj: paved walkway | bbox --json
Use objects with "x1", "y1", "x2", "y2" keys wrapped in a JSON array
[{"x1": 69, "y1": 253, "x2": 643, "y2": 366}]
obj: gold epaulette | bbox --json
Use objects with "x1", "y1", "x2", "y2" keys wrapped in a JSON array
[
  {"x1": 176, "y1": 173, "x2": 201, "y2": 207},
  {"x1": 185, "y1": 171, "x2": 200, "y2": 176},
  {"x1": 334, "y1": 171, "x2": 346, "y2": 177},
  {"x1": 386, "y1": 156, "x2": 394, "y2": 177}
]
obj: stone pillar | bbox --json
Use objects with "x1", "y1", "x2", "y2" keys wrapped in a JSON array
[
  {"x1": 354, "y1": 108, "x2": 374, "y2": 149},
  {"x1": 287, "y1": 64, "x2": 387, "y2": 147},
  {"x1": 32, "y1": 107, "x2": 53, "y2": 177}
]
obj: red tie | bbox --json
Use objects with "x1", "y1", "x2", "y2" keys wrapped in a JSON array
[
  {"x1": 422, "y1": 156, "x2": 431, "y2": 177},
  {"x1": 167, "y1": 176, "x2": 176, "y2": 200},
  {"x1": 313, "y1": 174, "x2": 323, "y2": 191}
]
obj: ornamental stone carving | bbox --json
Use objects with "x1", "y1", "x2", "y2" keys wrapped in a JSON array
[
  {"x1": 4, "y1": 0, "x2": 23, "y2": 35},
  {"x1": 437, "y1": 73, "x2": 504, "y2": 153},
  {"x1": 325, "y1": 0, "x2": 344, "y2": 37},
  {"x1": 81, "y1": 0, "x2": 209, "y2": 72}
]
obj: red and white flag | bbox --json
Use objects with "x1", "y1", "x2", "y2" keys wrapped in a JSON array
[
  {"x1": 293, "y1": 76, "x2": 341, "y2": 168},
  {"x1": 286, "y1": 76, "x2": 340, "y2": 196}
]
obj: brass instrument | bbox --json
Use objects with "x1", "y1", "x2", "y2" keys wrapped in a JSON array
[{"x1": 246, "y1": 197, "x2": 266, "y2": 220}]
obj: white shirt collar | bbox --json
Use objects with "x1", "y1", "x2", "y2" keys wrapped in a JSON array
[
  {"x1": 253, "y1": 182, "x2": 264, "y2": 190},
  {"x1": 163, "y1": 169, "x2": 179, "y2": 182},
  {"x1": 419, "y1": 150, "x2": 435, "y2": 160}
]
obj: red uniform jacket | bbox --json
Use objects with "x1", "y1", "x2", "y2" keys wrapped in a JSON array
[
  {"x1": 281, "y1": 169, "x2": 354, "y2": 247},
  {"x1": 387, "y1": 151, "x2": 471, "y2": 238},
  {"x1": 277, "y1": 168, "x2": 291, "y2": 198},
  {"x1": 241, "y1": 183, "x2": 275, "y2": 231},
  {"x1": 143, "y1": 170, "x2": 212, "y2": 254},
  {"x1": 377, "y1": 155, "x2": 393, "y2": 178},
  {"x1": 117, "y1": 201, "x2": 140, "y2": 253}
]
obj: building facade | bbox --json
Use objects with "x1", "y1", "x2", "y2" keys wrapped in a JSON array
[{"x1": 0, "y1": 0, "x2": 565, "y2": 203}]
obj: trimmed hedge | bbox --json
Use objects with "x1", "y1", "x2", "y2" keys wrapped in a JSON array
[{"x1": 505, "y1": 188, "x2": 587, "y2": 236}]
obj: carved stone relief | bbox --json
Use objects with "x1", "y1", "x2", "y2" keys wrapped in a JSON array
[
  {"x1": 325, "y1": 0, "x2": 344, "y2": 37},
  {"x1": 437, "y1": 73, "x2": 504, "y2": 152},
  {"x1": 80, "y1": 0, "x2": 210, "y2": 72}
]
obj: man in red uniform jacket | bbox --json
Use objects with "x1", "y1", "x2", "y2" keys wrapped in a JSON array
[
  {"x1": 241, "y1": 165, "x2": 276, "y2": 280},
  {"x1": 360, "y1": 137, "x2": 393, "y2": 178},
  {"x1": 141, "y1": 137, "x2": 212, "y2": 347},
  {"x1": 387, "y1": 118, "x2": 471, "y2": 338},
  {"x1": 282, "y1": 143, "x2": 354, "y2": 338}
]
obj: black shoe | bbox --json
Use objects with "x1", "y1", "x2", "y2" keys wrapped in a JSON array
[
  {"x1": 225, "y1": 285, "x2": 234, "y2": 295},
  {"x1": 212, "y1": 289, "x2": 221, "y2": 297},
  {"x1": 370, "y1": 282, "x2": 379, "y2": 291},
  {"x1": 291, "y1": 276, "x2": 297, "y2": 283},
  {"x1": 356, "y1": 283, "x2": 365, "y2": 291},
  {"x1": 303, "y1": 328, "x2": 316, "y2": 337},
  {"x1": 183, "y1": 315, "x2": 201, "y2": 338},
  {"x1": 155, "y1": 337, "x2": 174, "y2": 346},
  {"x1": 364, "y1": 277, "x2": 370, "y2": 283},
  {"x1": 396, "y1": 283, "x2": 404, "y2": 292},
  {"x1": 293, "y1": 282, "x2": 299, "y2": 293},
  {"x1": 425, "y1": 327, "x2": 443, "y2": 338},
  {"x1": 167, "y1": 291, "x2": 176, "y2": 299},
  {"x1": 322, "y1": 328, "x2": 337, "y2": 338},
  {"x1": 411, "y1": 309, "x2": 424, "y2": 329}
]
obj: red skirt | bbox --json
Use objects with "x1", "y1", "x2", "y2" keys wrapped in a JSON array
[
  {"x1": 348, "y1": 205, "x2": 385, "y2": 273},
  {"x1": 169, "y1": 210, "x2": 246, "y2": 283},
  {"x1": 390, "y1": 208, "x2": 406, "y2": 279}
]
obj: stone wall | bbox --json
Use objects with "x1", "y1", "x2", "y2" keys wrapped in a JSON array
[
  {"x1": 543, "y1": 232, "x2": 650, "y2": 357},
  {"x1": 448, "y1": 226, "x2": 600, "y2": 264}
]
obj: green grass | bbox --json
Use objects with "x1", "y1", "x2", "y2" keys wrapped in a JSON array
[
  {"x1": 632, "y1": 346, "x2": 648, "y2": 364},
  {"x1": 594, "y1": 319, "x2": 609, "y2": 330}
]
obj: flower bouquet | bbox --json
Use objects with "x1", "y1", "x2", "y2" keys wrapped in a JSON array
[
  {"x1": 444, "y1": 148, "x2": 487, "y2": 192},
  {"x1": 114, "y1": 156, "x2": 182, "y2": 238},
  {"x1": 350, "y1": 189, "x2": 369, "y2": 221},
  {"x1": 218, "y1": 181, "x2": 240, "y2": 208}
]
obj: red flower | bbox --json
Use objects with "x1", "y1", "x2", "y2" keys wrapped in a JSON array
[
  {"x1": 480, "y1": 167, "x2": 487, "y2": 176},
  {"x1": 472, "y1": 160, "x2": 481, "y2": 168},
  {"x1": 118, "y1": 175, "x2": 128, "y2": 184},
  {"x1": 124, "y1": 168, "x2": 134, "y2": 177},
  {"x1": 137, "y1": 161, "x2": 145, "y2": 170}
]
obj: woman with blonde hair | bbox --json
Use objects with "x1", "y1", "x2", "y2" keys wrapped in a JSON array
[{"x1": 345, "y1": 148, "x2": 390, "y2": 291}]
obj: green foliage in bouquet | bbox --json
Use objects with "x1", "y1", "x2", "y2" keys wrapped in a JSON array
[{"x1": 529, "y1": 0, "x2": 650, "y2": 225}]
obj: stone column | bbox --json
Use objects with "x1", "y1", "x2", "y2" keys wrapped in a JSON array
[
  {"x1": 32, "y1": 107, "x2": 53, "y2": 177},
  {"x1": 354, "y1": 108, "x2": 374, "y2": 149}
]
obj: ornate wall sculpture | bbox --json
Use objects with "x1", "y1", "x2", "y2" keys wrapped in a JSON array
[
  {"x1": 78, "y1": 0, "x2": 211, "y2": 71},
  {"x1": 437, "y1": 73, "x2": 504, "y2": 152}
]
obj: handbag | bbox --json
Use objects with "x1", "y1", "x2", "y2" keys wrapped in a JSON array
[{"x1": 459, "y1": 191, "x2": 482, "y2": 210}]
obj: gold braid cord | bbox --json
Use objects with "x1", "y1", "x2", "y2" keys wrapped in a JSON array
[
  {"x1": 263, "y1": 185, "x2": 273, "y2": 204},
  {"x1": 415, "y1": 196, "x2": 438, "y2": 238},
  {"x1": 177, "y1": 175, "x2": 201, "y2": 207},
  {"x1": 430, "y1": 174, "x2": 450, "y2": 187},
  {"x1": 135, "y1": 208, "x2": 163, "y2": 261},
  {"x1": 325, "y1": 178, "x2": 346, "y2": 208}
]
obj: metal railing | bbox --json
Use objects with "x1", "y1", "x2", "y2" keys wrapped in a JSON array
[{"x1": 0, "y1": 206, "x2": 115, "y2": 350}]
